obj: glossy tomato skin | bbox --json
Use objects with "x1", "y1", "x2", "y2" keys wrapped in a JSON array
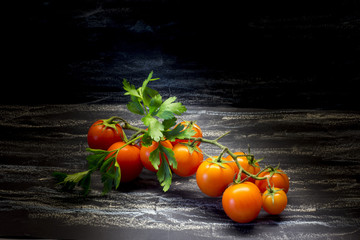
[
  {"x1": 226, "y1": 152, "x2": 260, "y2": 183},
  {"x1": 140, "y1": 140, "x2": 173, "y2": 172},
  {"x1": 196, "y1": 158, "x2": 235, "y2": 197},
  {"x1": 262, "y1": 188, "x2": 288, "y2": 215},
  {"x1": 107, "y1": 142, "x2": 143, "y2": 182},
  {"x1": 255, "y1": 169, "x2": 289, "y2": 193},
  {"x1": 171, "y1": 144, "x2": 203, "y2": 177},
  {"x1": 172, "y1": 122, "x2": 202, "y2": 146},
  {"x1": 222, "y1": 182, "x2": 262, "y2": 223},
  {"x1": 87, "y1": 120, "x2": 124, "y2": 150}
]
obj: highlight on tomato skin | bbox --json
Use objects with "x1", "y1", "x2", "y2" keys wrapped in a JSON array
[{"x1": 222, "y1": 182, "x2": 262, "y2": 223}]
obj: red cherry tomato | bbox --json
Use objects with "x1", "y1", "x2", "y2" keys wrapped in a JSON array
[
  {"x1": 106, "y1": 142, "x2": 143, "y2": 182},
  {"x1": 87, "y1": 120, "x2": 124, "y2": 150},
  {"x1": 140, "y1": 140, "x2": 173, "y2": 172}
]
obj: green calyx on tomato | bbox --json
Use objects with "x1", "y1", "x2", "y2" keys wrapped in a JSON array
[
  {"x1": 87, "y1": 118, "x2": 126, "y2": 151},
  {"x1": 98, "y1": 116, "x2": 125, "y2": 133},
  {"x1": 264, "y1": 185, "x2": 284, "y2": 204},
  {"x1": 206, "y1": 154, "x2": 232, "y2": 168}
]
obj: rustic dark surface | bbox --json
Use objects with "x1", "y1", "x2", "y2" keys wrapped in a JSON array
[{"x1": 1, "y1": 104, "x2": 360, "y2": 239}]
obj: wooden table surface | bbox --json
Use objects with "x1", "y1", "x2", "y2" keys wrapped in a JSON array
[{"x1": 1, "y1": 104, "x2": 359, "y2": 239}]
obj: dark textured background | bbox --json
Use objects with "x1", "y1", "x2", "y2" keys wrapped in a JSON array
[{"x1": 4, "y1": 0, "x2": 360, "y2": 109}]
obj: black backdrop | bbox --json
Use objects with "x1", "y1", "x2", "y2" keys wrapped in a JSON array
[{"x1": 5, "y1": 0, "x2": 360, "y2": 109}]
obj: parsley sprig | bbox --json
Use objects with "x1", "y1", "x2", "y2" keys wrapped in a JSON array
[
  {"x1": 123, "y1": 71, "x2": 194, "y2": 191},
  {"x1": 123, "y1": 71, "x2": 187, "y2": 144},
  {"x1": 54, "y1": 72, "x2": 194, "y2": 195}
]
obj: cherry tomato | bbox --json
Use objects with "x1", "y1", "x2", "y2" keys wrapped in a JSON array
[
  {"x1": 222, "y1": 182, "x2": 262, "y2": 223},
  {"x1": 246, "y1": 162, "x2": 261, "y2": 183},
  {"x1": 106, "y1": 142, "x2": 143, "y2": 182},
  {"x1": 255, "y1": 169, "x2": 289, "y2": 193},
  {"x1": 226, "y1": 152, "x2": 260, "y2": 183},
  {"x1": 171, "y1": 144, "x2": 203, "y2": 177},
  {"x1": 172, "y1": 121, "x2": 202, "y2": 146},
  {"x1": 196, "y1": 157, "x2": 235, "y2": 197},
  {"x1": 87, "y1": 120, "x2": 124, "y2": 150},
  {"x1": 227, "y1": 152, "x2": 261, "y2": 183},
  {"x1": 140, "y1": 140, "x2": 173, "y2": 172},
  {"x1": 262, "y1": 188, "x2": 288, "y2": 215}
]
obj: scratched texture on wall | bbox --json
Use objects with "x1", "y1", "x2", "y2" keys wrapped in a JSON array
[
  {"x1": 1, "y1": 104, "x2": 359, "y2": 239},
  {"x1": 5, "y1": 1, "x2": 360, "y2": 109}
]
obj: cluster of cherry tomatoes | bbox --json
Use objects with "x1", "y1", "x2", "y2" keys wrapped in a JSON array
[
  {"x1": 87, "y1": 119, "x2": 203, "y2": 181},
  {"x1": 87, "y1": 118, "x2": 289, "y2": 223},
  {"x1": 197, "y1": 154, "x2": 289, "y2": 223}
]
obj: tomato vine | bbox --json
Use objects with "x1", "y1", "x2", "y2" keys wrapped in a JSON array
[{"x1": 53, "y1": 71, "x2": 287, "y2": 199}]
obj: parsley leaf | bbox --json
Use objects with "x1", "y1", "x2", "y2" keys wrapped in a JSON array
[
  {"x1": 141, "y1": 115, "x2": 164, "y2": 142},
  {"x1": 156, "y1": 97, "x2": 187, "y2": 119},
  {"x1": 53, "y1": 170, "x2": 92, "y2": 196},
  {"x1": 123, "y1": 79, "x2": 141, "y2": 98},
  {"x1": 162, "y1": 117, "x2": 177, "y2": 130},
  {"x1": 149, "y1": 94, "x2": 163, "y2": 115},
  {"x1": 163, "y1": 123, "x2": 196, "y2": 142},
  {"x1": 157, "y1": 155, "x2": 173, "y2": 192},
  {"x1": 127, "y1": 96, "x2": 145, "y2": 115},
  {"x1": 148, "y1": 143, "x2": 177, "y2": 192},
  {"x1": 139, "y1": 71, "x2": 160, "y2": 106}
]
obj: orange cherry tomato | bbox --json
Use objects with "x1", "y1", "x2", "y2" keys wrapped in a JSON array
[
  {"x1": 171, "y1": 144, "x2": 203, "y2": 177},
  {"x1": 226, "y1": 152, "x2": 260, "y2": 183},
  {"x1": 222, "y1": 182, "x2": 262, "y2": 223},
  {"x1": 255, "y1": 169, "x2": 289, "y2": 193},
  {"x1": 196, "y1": 157, "x2": 235, "y2": 197},
  {"x1": 262, "y1": 188, "x2": 288, "y2": 215}
]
